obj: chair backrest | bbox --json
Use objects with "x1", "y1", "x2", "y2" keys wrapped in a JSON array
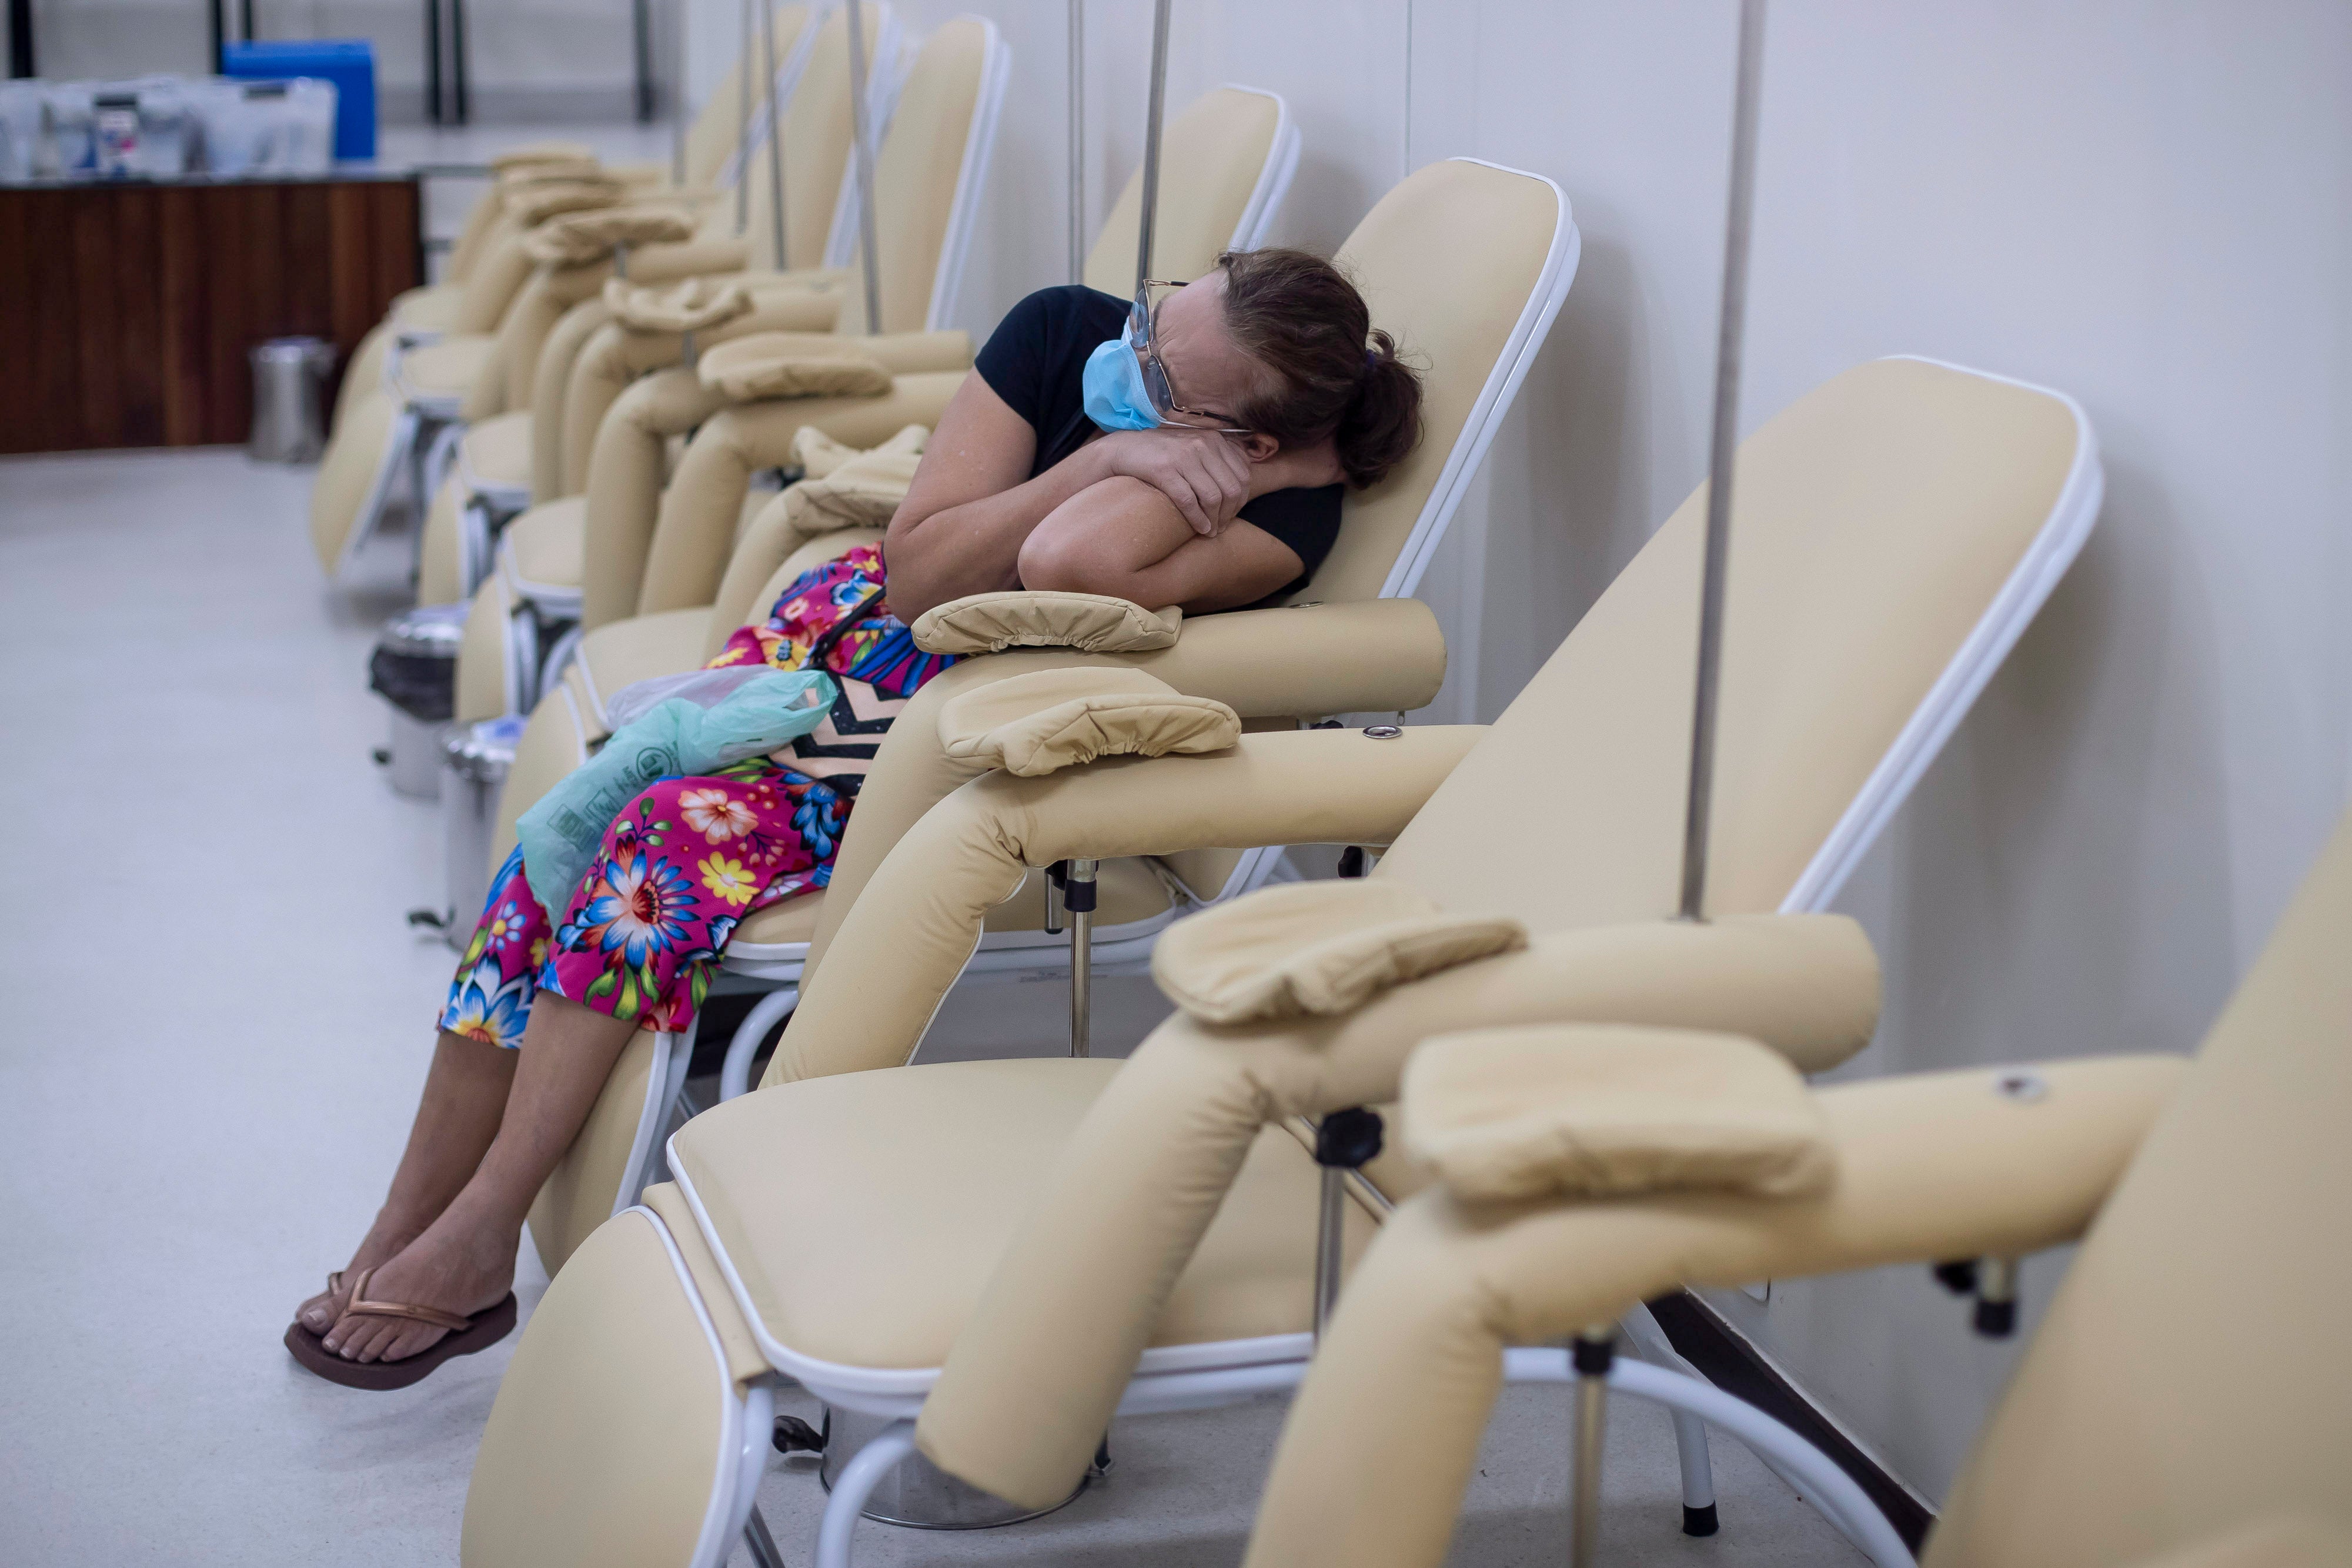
[
  {"x1": 1301, "y1": 158, "x2": 1579, "y2": 605},
  {"x1": 1376, "y1": 357, "x2": 2099, "y2": 932},
  {"x1": 736, "y1": 2, "x2": 899, "y2": 274},
  {"x1": 1083, "y1": 85, "x2": 1300, "y2": 293},
  {"x1": 687, "y1": 4, "x2": 814, "y2": 192},
  {"x1": 827, "y1": 15, "x2": 1012, "y2": 336},
  {"x1": 1924, "y1": 808, "x2": 2352, "y2": 1567}
]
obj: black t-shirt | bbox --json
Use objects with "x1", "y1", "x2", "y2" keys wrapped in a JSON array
[{"x1": 973, "y1": 285, "x2": 1343, "y2": 610}]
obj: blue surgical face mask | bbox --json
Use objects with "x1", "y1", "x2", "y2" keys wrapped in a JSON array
[{"x1": 1082, "y1": 337, "x2": 1162, "y2": 432}]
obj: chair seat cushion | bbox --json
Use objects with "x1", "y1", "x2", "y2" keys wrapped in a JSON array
[
  {"x1": 399, "y1": 335, "x2": 493, "y2": 402},
  {"x1": 502, "y1": 497, "x2": 587, "y2": 596},
  {"x1": 460, "y1": 410, "x2": 535, "y2": 494},
  {"x1": 671, "y1": 1057, "x2": 1375, "y2": 1370}
]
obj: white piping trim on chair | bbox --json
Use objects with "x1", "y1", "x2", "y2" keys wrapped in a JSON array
[
  {"x1": 619, "y1": 1025, "x2": 699, "y2": 1220},
  {"x1": 920, "y1": 18, "x2": 1011, "y2": 333},
  {"x1": 1221, "y1": 85, "x2": 1299, "y2": 250},
  {"x1": 1779, "y1": 358, "x2": 2102, "y2": 917},
  {"x1": 612, "y1": 1206, "x2": 772, "y2": 1568},
  {"x1": 1378, "y1": 159, "x2": 1581, "y2": 604},
  {"x1": 717, "y1": 5, "x2": 827, "y2": 193}
]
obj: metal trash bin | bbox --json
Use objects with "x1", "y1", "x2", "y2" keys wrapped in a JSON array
[
  {"x1": 439, "y1": 716, "x2": 527, "y2": 948},
  {"x1": 248, "y1": 336, "x2": 336, "y2": 463},
  {"x1": 368, "y1": 604, "x2": 467, "y2": 799}
]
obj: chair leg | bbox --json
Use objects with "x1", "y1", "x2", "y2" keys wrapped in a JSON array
[
  {"x1": 742, "y1": 1505, "x2": 786, "y2": 1568},
  {"x1": 1618, "y1": 1302, "x2": 1719, "y2": 1534},
  {"x1": 815, "y1": 1419, "x2": 917, "y2": 1568},
  {"x1": 721, "y1": 986, "x2": 799, "y2": 1101},
  {"x1": 1065, "y1": 858, "x2": 1097, "y2": 1057}
]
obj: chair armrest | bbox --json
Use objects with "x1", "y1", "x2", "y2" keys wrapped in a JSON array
[
  {"x1": 1241, "y1": 1052, "x2": 2189, "y2": 1568},
  {"x1": 633, "y1": 373, "x2": 968, "y2": 616},
  {"x1": 911, "y1": 908, "x2": 1888, "y2": 1509},
  {"x1": 804, "y1": 599, "x2": 1451, "y2": 977},
  {"x1": 773, "y1": 725, "x2": 1485, "y2": 1085}
]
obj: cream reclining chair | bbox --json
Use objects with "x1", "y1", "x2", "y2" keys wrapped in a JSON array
[
  {"x1": 459, "y1": 355, "x2": 2103, "y2": 1568},
  {"x1": 423, "y1": 3, "x2": 933, "y2": 591},
  {"x1": 310, "y1": 4, "x2": 905, "y2": 583},
  {"x1": 1240, "y1": 803, "x2": 2352, "y2": 1568},
  {"x1": 326, "y1": 5, "x2": 817, "y2": 447},
  {"x1": 454, "y1": 82, "x2": 1298, "y2": 712},
  {"x1": 500, "y1": 157, "x2": 1578, "y2": 1268},
  {"x1": 439, "y1": 11, "x2": 1011, "y2": 697}
]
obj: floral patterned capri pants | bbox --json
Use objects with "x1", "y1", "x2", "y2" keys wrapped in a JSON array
[{"x1": 437, "y1": 761, "x2": 847, "y2": 1047}]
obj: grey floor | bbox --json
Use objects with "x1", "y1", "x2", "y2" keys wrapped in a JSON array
[{"x1": 0, "y1": 449, "x2": 1866, "y2": 1562}]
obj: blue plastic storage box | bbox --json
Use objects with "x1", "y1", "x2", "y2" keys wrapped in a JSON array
[{"x1": 223, "y1": 39, "x2": 376, "y2": 161}]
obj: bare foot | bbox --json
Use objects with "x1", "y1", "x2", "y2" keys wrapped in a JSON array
[
  {"x1": 294, "y1": 1213, "x2": 427, "y2": 1336},
  {"x1": 322, "y1": 1205, "x2": 517, "y2": 1365},
  {"x1": 295, "y1": 1031, "x2": 519, "y2": 1339}
]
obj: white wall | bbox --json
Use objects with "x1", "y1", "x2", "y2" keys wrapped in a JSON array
[{"x1": 678, "y1": 0, "x2": 2352, "y2": 1507}]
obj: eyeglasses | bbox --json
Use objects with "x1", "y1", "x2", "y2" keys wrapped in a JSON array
[{"x1": 1130, "y1": 280, "x2": 1254, "y2": 435}]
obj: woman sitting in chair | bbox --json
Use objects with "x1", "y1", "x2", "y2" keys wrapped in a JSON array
[{"x1": 288, "y1": 248, "x2": 1424, "y2": 1388}]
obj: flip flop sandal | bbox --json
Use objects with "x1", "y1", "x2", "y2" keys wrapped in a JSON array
[{"x1": 283, "y1": 1266, "x2": 519, "y2": 1391}]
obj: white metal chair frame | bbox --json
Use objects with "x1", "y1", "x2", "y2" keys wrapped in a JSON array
[{"x1": 609, "y1": 357, "x2": 2099, "y2": 1568}]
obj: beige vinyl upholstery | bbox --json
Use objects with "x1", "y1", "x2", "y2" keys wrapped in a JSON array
[
  {"x1": 1151, "y1": 879, "x2": 1529, "y2": 1025},
  {"x1": 1249, "y1": 807, "x2": 2352, "y2": 1568},
  {"x1": 462, "y1": 1208, "x2": 736, "y2": 1568},
  {"x1": 913, "y1": 591, "x2": 1184, "y2": 654},
  {"x1": 1084, "y1": 86, "x2": 1284, "y2": 292},
  {"x1": 830, "y1": 16, "x2": 994, "y2": 336},
  {"x1": 670, "y1": 1057, "x2": 1378, "y2": 1370},
  {"x1": 1399, "y1": 1023, "x2": 1835, "y2": 1202},
  {"x1": 898, "y1": 357, "x2": 2089, "y2": 1506}
]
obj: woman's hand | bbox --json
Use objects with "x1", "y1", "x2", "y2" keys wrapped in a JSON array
[{"x1": 1094, "y1": 427, "x2": 1255, "y2": 537}]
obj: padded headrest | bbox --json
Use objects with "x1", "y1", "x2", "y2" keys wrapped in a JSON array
[
  {"x1": 602, "y1": 277, "x2": 756, "y2": 334},
  {"x1": 910, "y1": 591, "x2": 1182, "y2": 656},
  {"x1": 696, "y1": 333, "x2": 894, "y2": 402},
  {"x1": 1375, "y1": 357, "x2": 2086, "y2": 934},
  {"x1": 836, "y1": 15, "x2": 995, "y2": 335},
  {"x1": 1151, "y1": 880, "x2": 1527, "y2": 1025},
  {"x1": 742, "y1": 1, "x2": 888, "y2": 273},
  {"x1": 1305, "y1": 158, "x2": 1565, "y2": 603},
  {"x1": 1402, "y1": 1024, "x2": 1836, "y2": 1202},
  {"x1": 503, "y1": 176, "x2": 629, "y2": 228},
  {"x1": 522, "y1": 205, "x2": 698, "y2": 266},
  {"x1": 938, "y1": 667, "x2": 1241, "y2": 777},
  {"x1": 1085, "y1": 87, "x2": 1283, "y2": 294}
]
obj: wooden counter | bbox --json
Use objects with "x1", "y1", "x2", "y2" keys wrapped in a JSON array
[{"x1": 0, "y1": 172, "x2": 421, "y2": 454}]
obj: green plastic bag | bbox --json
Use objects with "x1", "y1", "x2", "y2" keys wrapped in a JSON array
[{"x1": 516, "y1": 669, "x2": 836, "y2": 910}]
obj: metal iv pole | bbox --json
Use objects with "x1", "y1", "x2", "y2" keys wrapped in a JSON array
[
  {"x1": 1134, "y1": 0, "x2": 1172, "y2": 290},
  {"x1": 1570, "y1": 5, "x2": 1770, "y2": 1567},
  {"x1": 844, "y1": 0, "x2": 884, "y2": 333},
  {"x1": 1067, "y1": 0, "x2": 1085, "y2": 282}
]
